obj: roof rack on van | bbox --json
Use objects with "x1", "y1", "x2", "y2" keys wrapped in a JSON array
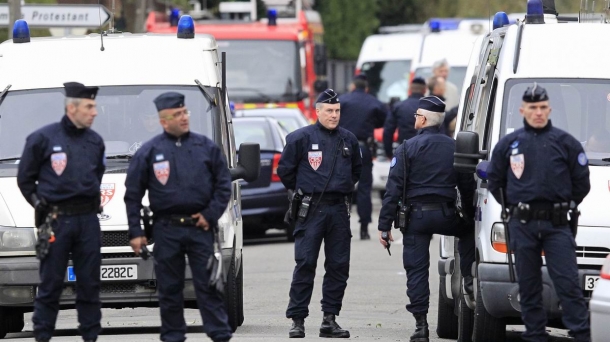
[{"x1": 378, "y1": 24, "x2": 423, "y2": 34}]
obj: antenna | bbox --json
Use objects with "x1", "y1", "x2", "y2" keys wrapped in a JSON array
[
  {"x1": 110, "y1": 0, "x2": 116, "y2": 33},
  {"x1": 98, "y1": 0, "x2": 105, "y2": 51}
]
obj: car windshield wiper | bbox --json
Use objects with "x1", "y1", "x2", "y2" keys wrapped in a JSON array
[
  {"x1": 106, "y1": 154, "x2": 133, "y2": 160},
  {"x1": 230, "y1": 87, "x2": 273, "y2": 103},
  {"x1": 195, "y1": 79, "x2": 216, "y2": 109},
  {"x1": 0, "y1": 156, "x2": 20, "y2": 163},
  {"x1": 0, "y1": 84, "x2": 12, "y2": 109},
  {"x1": 602, "y1": 158, "x2": 610, "y2": 162}
]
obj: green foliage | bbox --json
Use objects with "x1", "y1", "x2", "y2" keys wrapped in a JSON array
[{"x1": 316, "y1": 0, "x2": 378, "y2": 60}]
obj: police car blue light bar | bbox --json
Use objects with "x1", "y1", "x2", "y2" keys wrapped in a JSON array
[
  {"x1": 429, "y1": 20, "x2": 441, "y2": 32},
  {"x1": 268, "y1": 9, "x2": 277, "y2": 26},
  {"x1": 493, "y1": 12, "x2": 510, "y2": 30},
  {"x1": 526, "y1": 0, "x2": 545, "y2": 24},
  {"x1": 12, "y1": 19, "x2": 30, "y2": 44},
  {"x1": 428, "y1": 18, "x2": 462, "y2": 31},
  {"x1": 177, "y1": 15, "x2": 195, "y2": 39}
]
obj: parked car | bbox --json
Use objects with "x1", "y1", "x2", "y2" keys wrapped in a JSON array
[
  {"x1": 591, "y1": 254, "x2": 610, "y2": 342},
  {"x1": 234, "y1": 107, "x2": 309, "y2": 133},
  {"x1": 233, "y1": 117, "x2": 294, "y2": 240}
]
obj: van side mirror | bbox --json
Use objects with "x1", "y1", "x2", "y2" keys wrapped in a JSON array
[
  {"x1": 454, "y1": 131, "x2": 487, "y2": 173},
  {"x1": 230, "y1": 143, "x2": 260, "y2": 182}
]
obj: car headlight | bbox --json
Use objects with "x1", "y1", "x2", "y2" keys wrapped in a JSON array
[{"x1": 0, "y1": 227, "x2": 36, "y2": 253}]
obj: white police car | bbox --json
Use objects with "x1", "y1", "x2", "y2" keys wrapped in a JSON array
[{"x1": 0, "y1": 17, "x2": 259, "y2": 336}]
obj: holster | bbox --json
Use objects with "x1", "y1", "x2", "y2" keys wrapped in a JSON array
[
  {"x1": 366, "y1": 137, "x2": 377, "y2": 158},
  {"x1": 284, "y1": 189, "x2": 303, "y2": 225},
  {"x1": 395, "y1": 202, "x2": 409, "y2": 231},
  {"x1": 142, "y1": 206, "x2": 154, "y2": 240},
  {"x1": 297, "y1": 195, "x2": 311, "y2": 223},
  {"x1": 568, "y1": 201, "x2": 580, "y2": 237}
]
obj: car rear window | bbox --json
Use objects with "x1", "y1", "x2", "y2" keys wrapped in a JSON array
[{"x1": 233, "y1": 120, "x2": 275, "y2": 151}]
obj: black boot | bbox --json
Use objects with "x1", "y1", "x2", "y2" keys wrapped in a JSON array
[
  {"x1": 289, "y1": 318, "x2": 305, "y2": 338},
  {"x1": 463, "y1": 275, "x2": 475, "y2": 302},
  {"x1": 360, "y1": 224, "x2": 370, "y2": 240},
  {"x1": 410, "y1": 314, "x2": 429, "y2": 342},
  {"x1": 319, "y1": 312, "x2": 350, "y2": 338}
]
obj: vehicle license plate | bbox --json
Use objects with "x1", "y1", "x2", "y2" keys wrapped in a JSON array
[
  {"x1": 67, "y1": 265, "x2": 137, "y2": 281},
  {"x1": 584, "y1": 275, "x2": 600, "y2": 291}
]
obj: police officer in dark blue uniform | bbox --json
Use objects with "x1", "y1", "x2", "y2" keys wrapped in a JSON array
[
  {"x1": 338, "y1": 75, "x2": 386, "y2": 240},
  {"x1": 17, "y1": 82, "x2": 104, "y2": 342},
  {"x1": 124, "y1": 92, "x2": 233, "y2": 342},
  {"x1": 378, "y1": 96, "x2": 475, "y2": 342},
  {"x1": 487, "y1": 84, "x2": 591, "y2": 342},
  {"x1": 279, "y1": 89, "x2": 362, "y2": 338},
  {"x1": 383, "y1": 77, "x2": 427, "y2": 158}
]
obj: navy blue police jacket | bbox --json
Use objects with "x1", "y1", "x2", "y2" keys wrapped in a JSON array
[
  {"x1": 378, "y1": 126, "x2": 476, "y2": 231},
  {"x1": 487, "y1": 120, "x2": 590, "y2": 206},
  {"x1": 124, "y1": 131, "x2": 232, "y2": 238},
  {"x1": 18, "y1": 115, "x2": 105, "y2": 206},
  {"x1": 277, "y1": 121, "x2": 363, "y2": 194},
  {"x1": 383, "y1": 93, "x2": 423, "y2": 157},
  {"x1": 338, "y1": 89, "x2": 387, "y2": 141}
]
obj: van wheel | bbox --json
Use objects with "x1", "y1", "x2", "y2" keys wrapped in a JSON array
[
  {"x1": 237, "y1": 255, "x2": 244, "y2": 326},
  {"x1": 7, "y1": 311, "x2": 24, "y2": 333},
  {"x1": 457, "y1": 281, "x2": 474, "y2": 342},
  {"x1": 472, "y1": 277, "x2": 506, "y2": 342},
  {"x1": 224, "y1": 248, "x2": 239, "y2": 332},
  {"x1": 436, "y1": 282, "x2": 458, "y2": 339}
]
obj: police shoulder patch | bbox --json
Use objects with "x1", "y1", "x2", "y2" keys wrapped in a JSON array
[
  {"x1": 390, "y1": 157, "x2": 397, "y2": 168},
  {"x1": 510, "y1": 140, "x2": 519, "y2": 149},
  {"x1": 578, "y1": 152, "x2": 588, "y2": 166}
]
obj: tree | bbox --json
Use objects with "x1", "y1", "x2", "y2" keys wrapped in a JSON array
[{"x1": 315, "y1": 0, "x2": 378, "y2": 60}]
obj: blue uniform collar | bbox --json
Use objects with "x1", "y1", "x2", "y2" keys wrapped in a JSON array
[
  {"x1": 523, "y1": 119, "x2": 553, "y2": 133},
  {"x1": 352, "y1": 88, "x2": 366, "y2": 94},
  {"x1": 418, "y1": 125, "x2": 441, "y2": 135},
  {"x1": 409, "y1": 93, "x2": 425, "y2": 100},
  {"x1": 315, "y1": 121, "x2": 338, "y2": 134},
  {"x1": 163, "y1": 130, "x2": 190, "y2": 141},
  {"x1": 61, "y1": 115, "x2": 86, "y2": 135}
]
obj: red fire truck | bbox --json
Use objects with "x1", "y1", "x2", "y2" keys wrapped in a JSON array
[{"x1": 146, "y1": 3, "x2": 327, "y2": 121}]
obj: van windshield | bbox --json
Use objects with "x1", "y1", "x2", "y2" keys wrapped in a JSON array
[
  {"x1": 361, "y1": 60, "x2": 412, "y2": 103},
  {"x1": 0, "y1": 85, "x2": 215, "y2": 161},
  {"x1": 502, "y1": 79, "x2": 610, "y2": 163},
  {"x1": 414, "y1": 66, "x2": 467, "y2": 97}
]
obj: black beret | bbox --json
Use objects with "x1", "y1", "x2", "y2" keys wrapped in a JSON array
[
  {"x1": 353, "y1": 74, "x2": 367, "y2": 82},
  {"x1": 316, "y1": 89, "x2": 340, "y2": 104},
  {"x1": 64, "y1": 82, "x2": 98, "y2": 100},
  {"x1": 523, "y1": 83, "x2": 549, "y2": 103},
  {"x1": 154, "y1": 92, "x2": 185, "y2": 111},
  {"x1": 411, "y1": 77, "x2": 426, "y2": 85},
  {"x1": 419, "y1": 96, "x2": 445, "y2": 113}
]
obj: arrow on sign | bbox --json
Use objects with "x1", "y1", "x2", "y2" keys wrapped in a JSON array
[{"x1": 0, "y1": 4, "x2": 112, "y2": 28}]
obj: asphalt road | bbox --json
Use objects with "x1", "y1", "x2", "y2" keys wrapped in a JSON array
[{"x1": 7, "y1": 198, "x2": 573, "y2": 342}]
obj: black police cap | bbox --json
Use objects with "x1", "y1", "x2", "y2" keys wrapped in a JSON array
[
  {"x1": 419, "y1": 96, "x2": 445, "y2": 113},
  {"x1": 316, "y1": 89, "x2": 340, "y2": 104},
  {"x1": 64, "y1": 82, "x2": 99, "y2": 100},
  {"x1": 411, "y1": 77, "x2": 426, "y2": 85},
  {"x1": 154, "y1": 92, "x2": 185, "y2": 112},
  {"x1": 523, "y1": 83, "x2": 549, "y2": 103}
]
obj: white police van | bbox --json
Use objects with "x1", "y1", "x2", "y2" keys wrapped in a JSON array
[
  {"x1": 0, "y1": 17, "x2": 259, "y2": 337},
  {"x1": 437, "y1": 1, "x2": 610, "y2": 341}
]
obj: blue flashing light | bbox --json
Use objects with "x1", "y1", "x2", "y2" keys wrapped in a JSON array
[
  {"x1": 429, "y1": 18, "x2": 462, "y2": 31},
  {"x1": 475, "y1": 161, "x2": 490, "y2": 181},
  {"x1": 12, "y1": 19, "x2": 30, "y2": 44},
  {"x1": 177, "y1": 15, "x2": 195, "y2": 39},
  {"x1": 229, "y1": 101, "x2": 235, "y2": 117},
  {"x1": 493, "y1": 12, "x2": 510, "y2": 30},
  {"x1": 429, "y1": 20, "x2": 441, "y2": 32},
  {"x1": 526, "y1": 0, "x2": 545, "y2": 24},
  {"x1": 268, "y1": 9, "x2": 277, "y2": 26}
]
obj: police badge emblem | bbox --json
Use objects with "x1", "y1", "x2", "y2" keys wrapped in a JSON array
[
  {"x1": 308, "y1": 151, "x2": 322, "y2": 171},
  {"x1": 510, "y1": 154, "x2": 525, "y2": 179},
  {"x1": 154, "y1": 161, "x2": 170, "y2": 185},
  {"x1": 51, "y1": 152, "x2": 67, "y2": 176}
]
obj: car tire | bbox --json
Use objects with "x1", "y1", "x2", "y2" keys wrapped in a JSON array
[
  {"x1": 224, "y1": 248, "x2": 239, "y2": 332},
  {"x1": 436, "y1": 282, "x2": 458, "y2": 339},
  {"x1": 237, "y1": 254, "x2": 244, "y2": 326},
  {"x1": 472, "y1": 276, "x2": 506, "y2": 342},
  {"x1": 458, "y1": 281, "x2": 474, "y2": 342}
]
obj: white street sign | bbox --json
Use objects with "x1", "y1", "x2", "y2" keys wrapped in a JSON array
[{"x1": 0, "y1": 4, "x2": 112, "y2": 28}]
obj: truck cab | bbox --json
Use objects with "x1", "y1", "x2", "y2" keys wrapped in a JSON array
[
  {"x1": 439, "y1": 3, "x2": 610, "y2": 341},
  {"x1": 0, "y1": 18, "x2": 259, "y2": 337}
]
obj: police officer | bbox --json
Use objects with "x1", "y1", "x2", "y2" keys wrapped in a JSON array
[
  {"x1": 17, "y1": 82, "x2": 104, "y2": 342},
  {"x1": 338, "y1": 75, "x2": 386, "y2": 239},
  {"x1": 279, "y1": 89, "x2": 362, "y2": 338},
  {"x1": 383, "y1": 77, "x2": 426, "y2": 158},
  {"x1": 378, "y1": 96, "x2": 475, "y2": 342},
  {"x1": 487, "y1": 84, "x2": 591, "y2": 342},
  {"x1": 124, "y1": 92, "x2": 233, "y2": 342}
]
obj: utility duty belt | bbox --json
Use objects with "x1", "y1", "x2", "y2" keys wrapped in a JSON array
[
  {"x1": 50, "y1": 200, "x2": 101, "y2": 216},
  {"x1": 394, "y1": 201, "x2": 458, "y2": 230},
  {"x1": 511, "y1": 201, "x2": 570, "y2": 225},
  {"x1": 156, "y1": 215, "x2": 198, "y2": 226}
]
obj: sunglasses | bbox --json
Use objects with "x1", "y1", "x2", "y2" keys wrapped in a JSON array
[{"x1": 413, "y1": 113, "x2": 425, "y2": 119}]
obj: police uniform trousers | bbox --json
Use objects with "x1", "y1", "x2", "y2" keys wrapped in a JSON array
[
  {"x1": 33, "y1": 213, "x2": 101, "y2": 341},
  {"x1": 355, "y1": 142, "x2": 373, "y2": 225},
  {"x1": 508, "y1": 219, "x2": 590, "y2": 342},
  {"x1": 402, "y1": 203, "x2": 474, "y2": 314},
  {"x1": 153, "y1": 220, "x2": 232, "y2": 342},
  {"x1": 286, "y1": 201, "x2": 351, "y2": 319}
]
